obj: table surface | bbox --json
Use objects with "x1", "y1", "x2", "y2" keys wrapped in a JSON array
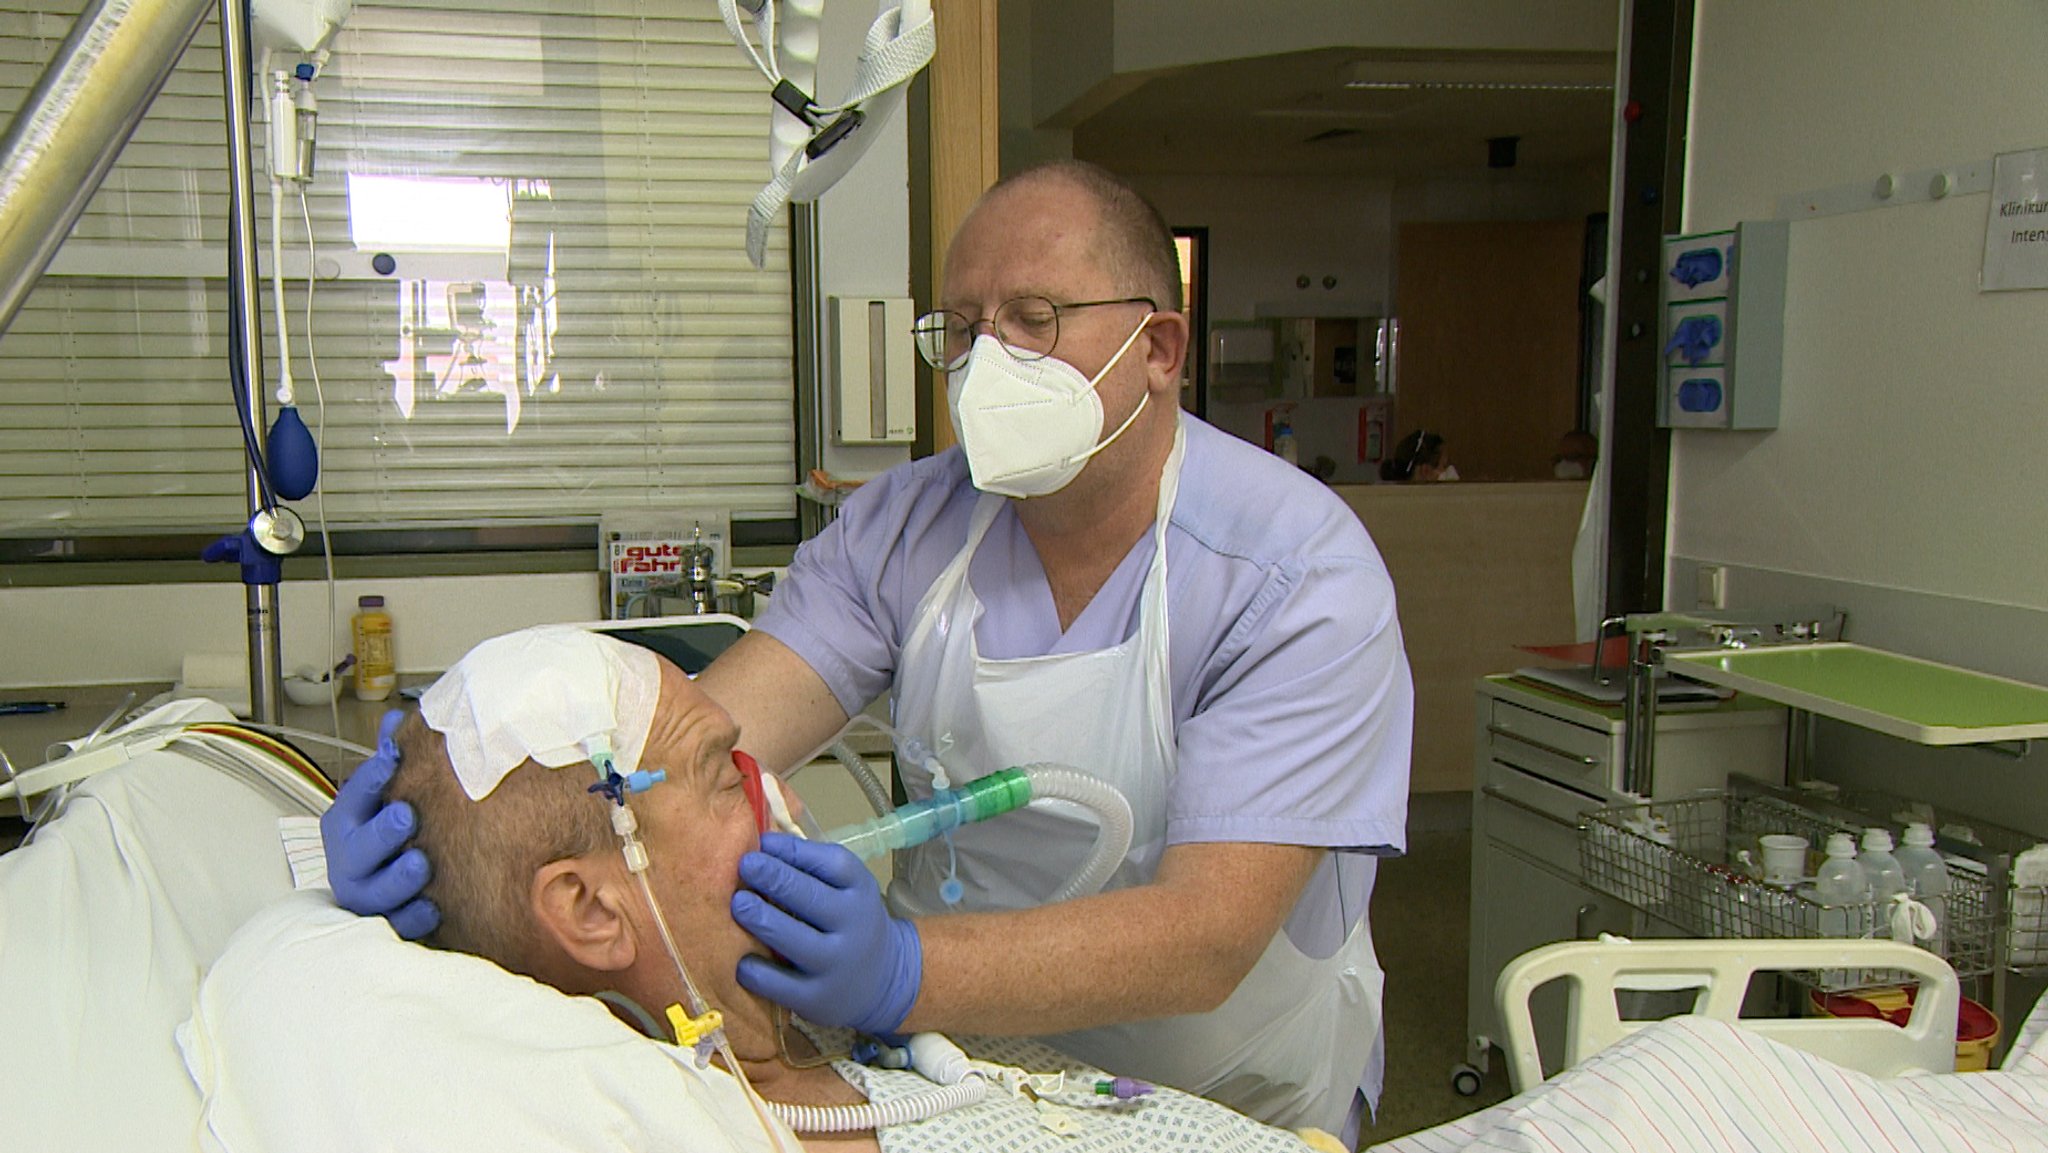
[{"x1": 1665, "y1": 642, "x2": 2048, "y2": 745}]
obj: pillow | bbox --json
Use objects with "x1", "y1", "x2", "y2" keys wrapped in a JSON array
[
  {"x1": 180, "y1": 890, "x2": 786, "y2": 1153},
  {"x1": 0, "y1": 701, "x2": 302, "y2": 1152}
]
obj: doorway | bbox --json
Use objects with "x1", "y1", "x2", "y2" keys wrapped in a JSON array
[{"x1": 1173, "y1": 226, "x2": 1209, "y2": 417}]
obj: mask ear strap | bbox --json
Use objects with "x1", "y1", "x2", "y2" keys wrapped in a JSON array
[
  {"x1": 1084, "y1": 312, "x2": 1158, "y2": 390},
  {"x1": 1072, "y1": 311, "x2": 1159, "y2": 465},
  {"x1": 1075, "y1": 391, "x2": 1149, "y2": 465}
]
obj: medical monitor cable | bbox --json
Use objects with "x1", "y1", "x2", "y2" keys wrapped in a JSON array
[{"x1": 301, "y1": 186, "x2": 342, "y2": 741}]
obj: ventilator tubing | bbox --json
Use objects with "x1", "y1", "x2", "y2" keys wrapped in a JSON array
[{"x1": 822, "y1": 762, "x2": 1134, "y2": 905}]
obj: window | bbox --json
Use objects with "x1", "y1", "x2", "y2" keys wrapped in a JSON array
[{"x1": 0, "y1": 0, "x2": 794, "y2": 538}]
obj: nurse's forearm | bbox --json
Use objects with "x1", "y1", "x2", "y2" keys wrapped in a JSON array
[
  {"x1": 899, "y1": 840, "x2": 1322, "y2": 1035},
  {"x1": 695, "y1": 630, "x2": 851, "y2": 776}
]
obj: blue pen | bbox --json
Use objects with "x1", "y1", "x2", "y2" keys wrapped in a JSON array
[{"x1": 0, "y1": 701, "x2": 65, "y2": 716}]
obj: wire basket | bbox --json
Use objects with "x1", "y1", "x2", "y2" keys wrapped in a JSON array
[{"x1": 1581, "y1": 792, "x2": 1996, "y2": 989}]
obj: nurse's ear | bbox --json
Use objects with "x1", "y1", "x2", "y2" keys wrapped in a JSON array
[
  {"x1": 530, "y1": 854, "x2": 639, "y2": 975},
  {"x1": 1140, "y1": 310, "x2": 1190, "y2": 396}
]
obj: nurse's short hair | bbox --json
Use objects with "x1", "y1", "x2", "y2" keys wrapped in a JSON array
[
  {"x1": 387, "y1": 710, "x2": 612, "y2": 981},
  {"x1": 996, "y1": 159, "x2": 1183, "y2": 314}
]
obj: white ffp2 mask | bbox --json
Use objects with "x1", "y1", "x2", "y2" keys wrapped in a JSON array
[{"x1": 945, "y1": 314, "x2": 1154, "y2": 499}]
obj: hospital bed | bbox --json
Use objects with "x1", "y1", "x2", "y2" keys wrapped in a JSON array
[
  {"x1": 0, "y1": 698, "x2": 332, "y2": 1151},
  {"x1": 0, "y1": 684, "x2": 1317, "y2": 1153},
  {"x1": 1371, "y1": 935, "x2": 2048, "y2": 1153},
  {"x1": 1494, "y1": 935, "x2": 1964, "y2": 1090}
]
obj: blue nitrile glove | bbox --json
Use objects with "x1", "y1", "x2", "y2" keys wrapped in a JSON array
[
  {"x1": 1663, "y1": 314, "x2": 1723, "y2": 366},
  {"x1": 320, "y1": 709, "x2": 440, "y2": 939},
  {"x1": 1670, "y1": 247, "x2": 1723, "y2": 289},
  {"x1": 731, "y1": 832, "x2": 922, "y2": 1035}
]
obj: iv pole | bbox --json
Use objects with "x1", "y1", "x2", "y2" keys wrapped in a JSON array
[{"x1": 217, "y1": 0, "x2": 288, "y2": 724}]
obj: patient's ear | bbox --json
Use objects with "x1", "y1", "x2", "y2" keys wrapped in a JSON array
[{"x1": 531, "y1": 857, "x2": 637, "y2": 974}]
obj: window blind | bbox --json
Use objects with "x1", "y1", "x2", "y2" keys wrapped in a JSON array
[{"x1": 0, "y1": 0, "x2": 795, "y2": 537}]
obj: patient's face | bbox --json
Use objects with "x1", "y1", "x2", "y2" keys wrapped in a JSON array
[{"x1": 624, "y1": 660, "x2": 762, "y2": 999}]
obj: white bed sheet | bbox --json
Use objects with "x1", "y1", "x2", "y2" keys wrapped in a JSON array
[
  {"x1": 1371, "y1": 994, "x2": 2048, "y2": 1153},
  {"x1": 183, "y1": 874, "x2": 1321, "y2": 1153},
  {"x1": 181, "y1": 889, "x2": 781, "y2": 1153},
  {"x1": 0, "y1": 701, "x2": 303, "y2": 1152}
]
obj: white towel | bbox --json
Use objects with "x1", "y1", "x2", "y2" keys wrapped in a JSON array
[{"x1": 2013, "y1": 845, "x2": 2048, "y2": 967}]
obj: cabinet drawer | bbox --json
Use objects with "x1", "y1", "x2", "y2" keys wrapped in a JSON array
[
  {"x1": 1477, "y1": 761, "x2": 1602, "y2": 873},
  {"x1": 1487, "y1": 699, "x2": 1611, "y2": 788}
]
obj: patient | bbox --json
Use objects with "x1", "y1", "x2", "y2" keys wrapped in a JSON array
[
  {"x1": 384, "y1": 654, "x2": 885, "y2": 1146},
  {"x1": 182, "y1": 628, "x2": 1323, "y2": 1153}
]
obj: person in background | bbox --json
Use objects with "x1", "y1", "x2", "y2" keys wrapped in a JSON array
[
  {"x1": 1552, "y1": 429, "x2": 1599, "y2": 479},
  {"x1": 322, "y1": 159, "x2": 1413, "y2": 1144},
  {"x1": 1378, "y1": 429, "x2": 1454, "y2": 483}
]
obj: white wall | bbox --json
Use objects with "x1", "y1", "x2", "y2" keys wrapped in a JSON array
[
  {"x1": 1130, "y1": 173, "x2": 1395, "y2": 322},
  {"x1": 997, "y1": 0, "x2": 1074, "y2": 173},
  {"x1": 814, "y1": 0, "x2": 916, "y2": 483},
  {"x1": 1392, "y1": 164, "x2": 1610, "y2": 226},
  {"x1": 1675, "y1": 2, "x2": 2048, "y2": 833},
  {"x1": 1674, "y1": 2, "x2": 2048, "y2": 616},
  {"x1": 1, "y1": 574, "x2": 598, "y2": 688},
  {"x1": 1129, "y1": 167, "x2": 1607, "y2": 326},
  {"x1": 1, "y1": 12, "x2": 912, "y2": 691},
  {"x1": 1111, "y1": 0, "x2": 1617, "y2": 73},
  {"x1": 1025, "y1": 0, "x2": 1617, "y2": 125}
]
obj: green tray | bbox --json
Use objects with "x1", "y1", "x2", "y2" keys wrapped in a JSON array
[{"x1": 1663, "y1": 643, "x2": 2048, "y2": 745}]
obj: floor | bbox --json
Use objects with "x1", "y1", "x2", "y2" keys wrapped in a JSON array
[{"x1": 1357, "y1": 792, "x2": 1512, "y2": 1147}]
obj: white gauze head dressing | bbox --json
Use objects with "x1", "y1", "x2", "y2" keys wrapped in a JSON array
[{"x1": 420, "y1": 626, "x2": 661, "y2": 801}]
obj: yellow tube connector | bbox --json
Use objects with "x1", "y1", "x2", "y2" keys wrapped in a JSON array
[{"x1": 667, "y1": 1004, "x2": 725, "y2": 1049}]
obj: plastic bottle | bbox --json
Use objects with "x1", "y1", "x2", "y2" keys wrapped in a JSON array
[
  {"x1": 351, "y1": 595, "x2": 396, "y2": 702},
  {"x1": 1813, "y1": 833, "x2": 1869, "y2": 939},
  {"x1": 1272, "y1": 417, "x2": 1299, "y2": 467},
  {"x1": 1859, "y1": 828, "x2": 1909, "y2": 931},
  {"x1": 1893, "y1": 822, "x2": 1950, "y2": 953}
]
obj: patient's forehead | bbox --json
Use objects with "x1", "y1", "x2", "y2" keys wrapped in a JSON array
[
  {"x1": 650, "y1": 655, "x2": 717, "y2": 718},
  {"x1": 641, "y1": 656, "x2": 736, "y2": 769}
]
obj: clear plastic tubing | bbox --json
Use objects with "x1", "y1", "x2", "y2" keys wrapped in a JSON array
[
  {"x1": 824, "y1": 767, "x2": 1034, "y2": 861},
  {"x1": 822, "y1": 762, "x2": 1134, "y2": 904}
]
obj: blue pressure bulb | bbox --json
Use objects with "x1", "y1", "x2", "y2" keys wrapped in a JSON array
[{"x1": 267, "y1": 406, "x2": 320, "y2": 501}]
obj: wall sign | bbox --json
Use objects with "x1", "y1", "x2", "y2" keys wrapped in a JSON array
[{"x1": 1983, "y1": 147, "x2": 2048, "y2": 291}]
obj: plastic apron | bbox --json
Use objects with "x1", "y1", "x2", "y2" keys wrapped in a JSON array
[{"x1": 887, "y1": 425, "x2": 1384, "y2": 1134}]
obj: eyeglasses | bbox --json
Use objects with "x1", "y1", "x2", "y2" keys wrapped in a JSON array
[{"x1": 912, "y1": 295, "x2": 1157, "y2": 371}]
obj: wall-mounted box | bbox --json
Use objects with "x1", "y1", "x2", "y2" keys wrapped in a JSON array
[
  {"x1": 829, "y1": 296, "x2": 915, "y2": 445},
  {"x1": 1657, "y1": 220, "x2": 1788, "y2": 430}
]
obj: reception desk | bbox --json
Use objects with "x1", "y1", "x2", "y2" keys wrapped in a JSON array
[{"x1": 1334, "y1": 480, "x2": 1587, "y2": 793}]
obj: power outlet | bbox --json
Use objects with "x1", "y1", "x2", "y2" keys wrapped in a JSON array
[{"x1": 1696, "y1": 565, "x2": 1727, "y2": 610}]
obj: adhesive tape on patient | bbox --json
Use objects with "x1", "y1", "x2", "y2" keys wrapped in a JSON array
[{"x1": 421, "y1": 626, "x2": 660, "y2": 801}]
